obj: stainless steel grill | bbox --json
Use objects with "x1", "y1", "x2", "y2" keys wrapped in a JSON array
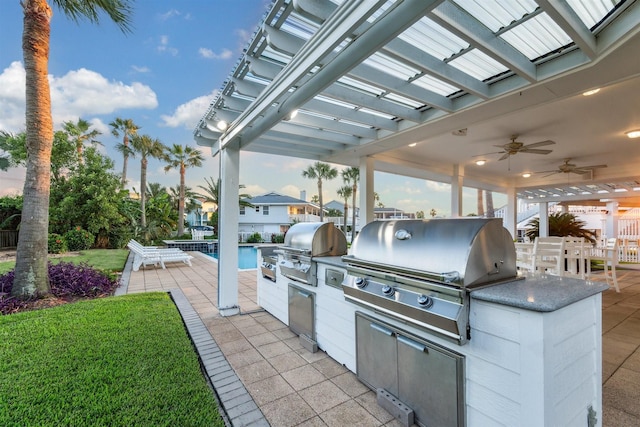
[
  {"x1": 277, "y1": 222, "x2": 347, "y2": 286},
  {"x1": 342, "y1": 218, "x2": 518, "y2": 344}
]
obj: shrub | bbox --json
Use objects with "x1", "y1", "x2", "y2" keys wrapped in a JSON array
[
  {"x1": 64, "y1": 226, "x2": 95, "y2": 251},
  {"x1": 0, "y1": 262, "x2": 120, "y2": 315},
  {"x1": 48, "y1": 233, "x2": 67, "y2": 254},
  {"x1": 246, "y1": 232, "x2": 263, "y2": 243},
  {"x1": 271, "y1": 234, "x2": 285, "y2": 243}
]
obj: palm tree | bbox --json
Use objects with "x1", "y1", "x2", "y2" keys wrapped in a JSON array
[
  {"x1": 477, "y1": 189, "x2": 484, "y2": 217},
  {"x1": 130, "y1": 134, "x2": 167, "y2": 229},
  {"x1": 196, "y1": 176, "x2": 253, "y2": 210},
  {"x1": 109, "y1": 117, "x2": 139, "y2": 187},
  {"x1": 62, "y1": 118, "x2": 101, "y2": 164},
  {"x1": 337, "y1": 185, "x2": 352, "y2": 234},
  {"x1": 164, "y1": 144, "x2": 204, "y2": 236},
  {"x1": 485, "y1": 191, "x2": 495, "y2": 217},
  {"x1": 341, "y1": 167, "x2": 359, "y2": 243},
  {"x1": 13, "y1": 0, "x2": 133, "y2": 298},
  {"x1": 302, "y1": 162, "x2": 338, "y2": 222},
  {"x1": 525, "y1": 212, "x2": 596, "y2": 244}
]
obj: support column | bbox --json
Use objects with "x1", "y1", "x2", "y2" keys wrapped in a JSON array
[
  {"x1": 359, "y1": 157, "x2": 374, "y2": 227},
  {"x1": 539, "y1": 202, "x2": 549, "y2": 237},
  {"x1": 451, "y1": 164, "x2": 463, "y2": 218},
  {"x1": 504, "y1": 187, "x2": 517, "y2": 239},
  {"x1": 218, "y1": 146, "x2": 240, "y2": 316},
  {"x1": 605, "y1": 201, "x2": 619, "y2": 239}
]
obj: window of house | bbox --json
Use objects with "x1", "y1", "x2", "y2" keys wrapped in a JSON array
[
  {"x1": 255, "y1": 206, "x2": 260, "y2": 213},
  {"x1": 263, "y1": 206, "x2": 269, "y2": 215},
  {"x1": 240, "y1": 206, "x2": 245, "y2": 215}
]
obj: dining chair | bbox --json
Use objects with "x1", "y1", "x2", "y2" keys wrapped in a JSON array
[
  {"x1": 532, "y1": 236, "x2": 566, "y2": 276},
  {"x1": 563, "y1": 236, "x2": 587, "y2": 279},
  {"x1": 589, "y1": 238, "x2": 620, "y2": 292}
]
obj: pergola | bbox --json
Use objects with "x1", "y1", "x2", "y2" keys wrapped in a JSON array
[{"x1": 194, "y1": 0, "x2": 640, "y2": 315}]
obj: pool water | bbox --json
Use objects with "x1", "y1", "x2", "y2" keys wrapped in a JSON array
[{"x1": 207, "y1": 246, "x2": 258, "y2": 269}]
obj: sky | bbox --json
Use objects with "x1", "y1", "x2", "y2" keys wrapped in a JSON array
[{"x1": 0, "y1": 0, "x2": 499, "y2": 217}]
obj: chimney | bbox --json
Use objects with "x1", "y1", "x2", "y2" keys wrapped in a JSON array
[{"x1": 300, "y1": 190, "x2": 306, "y2": 201}]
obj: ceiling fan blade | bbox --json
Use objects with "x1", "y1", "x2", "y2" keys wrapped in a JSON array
[
  {"x1": 472, "y1": 151, "x2": 503, "y2": 157},
  {"x1": 524, "y1": 140, "x2": 555, "y2": 148},
  {"x1": 580, "y1": 164, "x2": 607, "y2": 169},
  {"x1": 572, "y1": 169, "x2": 591, "y2": 174},
  {"x1": 498, "y1": 152, "x2": 510, "y2": 161},
  {"x1": 541, "y1": 172, "x2": 559, "y2": 178},
  {"x1": 519, "y1": 148, "x2": 553, "y2": 155}
]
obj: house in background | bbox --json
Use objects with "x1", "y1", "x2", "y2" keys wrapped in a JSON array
[
  {"x1": 238, "y1": 191, "x2": 322, "y2": 241},
  {"x1": 374, "y1": 207, "x2": 416, "y2": 220},
  {"x1": 186, "y1": 198, "x2": 217, "y2": 228}
]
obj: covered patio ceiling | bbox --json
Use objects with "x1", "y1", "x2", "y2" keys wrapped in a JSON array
[{"x1": 194, "y1": 0, "x2": 640, "y2": 205}]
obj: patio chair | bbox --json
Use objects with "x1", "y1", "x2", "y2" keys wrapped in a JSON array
[
  {"x1": 563, "y1": 237, "x2": 588, "y2": 279},
  {"x1": 589, "y1": 238, "x2": 620, "y2": 293},
  {"x1": 127, "y1": 240, "x2": 193, "y2": 271},
  {"x1": 531, "y1": 236, "x2": 565, "y2": 276}
]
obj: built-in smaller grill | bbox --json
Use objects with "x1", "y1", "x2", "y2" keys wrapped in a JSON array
[
  {"x1": 342, "y1": 218, "x2": 518, "y2": 345},
  {"x1": 260, "y1": 246, "x2": 278, "y2": 282},
  {"x1": 277, "y1": 222, "x2": 348, "y2": 286}
]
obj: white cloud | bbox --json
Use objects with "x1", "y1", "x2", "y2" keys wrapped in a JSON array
[
  {"x1": 0, "y1": 62, "x2": 158, "y2": 133},
  {"x1": 244, "y1": 184, "x2": 266, "y2": 196},
  {"x1": 160, "y1": 89, "x2": 218, "y2": 129},
  {"x1": 425, "y1": 181, "x2": 451, "y2": 192},
  {"x1": 158, "y1": 9, "x2": 181, "y2": 21},
  {"x1": 198, "y1": 47, "x2": 233, "y2": 60},
  {"x1": 131, "y1": 65, "x2": 150, "y2": 73},
  {"x1": 157, "y1": 35, "x2": 178, "y2": 56},
  {"x1": 280, "y1": 184, "x2": 300, "y2": 198},
  {"x1": 0, "y1": 167, "x2": 25, "y2": 197}
]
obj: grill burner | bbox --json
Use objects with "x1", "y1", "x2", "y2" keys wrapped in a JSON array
[
  {"x1": 278, "y1": 222, "x2": 347, "y2": 286},
  {"x1": 342, "y1": 218, "x2": 518, "y2": 344}
]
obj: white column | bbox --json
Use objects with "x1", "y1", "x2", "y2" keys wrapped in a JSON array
[
  {"x1": 504, "y1": 187, "x2": 517, "y2": 239},
  {"x1": 359, "y1": 157, "x2": 374, "y2": 227},
  {"x1": 606, "y1": 201, "x2": 619, "y2": 238},
  {"x1": 218, "y1": 146, "x2": 240, "y2": 316},
  {"x1": 451, "y1": 164, "x2": 463, "y2": 218},
  {"x1": 539, "y1": 202, "x2": 549, "y2": 237}
]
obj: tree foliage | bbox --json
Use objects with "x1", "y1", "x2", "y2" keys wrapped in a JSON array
[
  {"x1": 302, "y1": 162, "x2": 338, "y2": 222},
  {"x1": 525, "y1": 212, "x2": 596, "y2": 244}
]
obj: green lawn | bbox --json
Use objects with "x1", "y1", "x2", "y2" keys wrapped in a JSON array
[
  {"x1": 0, "y1": 249, "x2": 129, "y2": 275},
  {"x1": 0, "y1": 292, "x2": 224, "y2": 426}
]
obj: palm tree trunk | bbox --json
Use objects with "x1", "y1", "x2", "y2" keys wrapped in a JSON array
[
  {"x1": 485, "y1": 191, "x2": 494, "y2": 218},
  {"x1": 343, "y1": 203, "x2": 348, "y2": 233},
  {"x1": 140, "y1": 157, "x2": 147, "y2": 229},
  {"x1": 351, "y1": 185, "x2": 357, "y2": 244},
  {"x1": 13, "y1": 0, "x2": 54, "y2": 297},
  {"x1": 121, "y1": 135, "x2": 128, "y2": 187},
  {"x1": 318, "y1": 179, "x2": 324, "y2": 221},
  {"x1": 178, "y1": 164, "x2": 185, "y2": 236},
  {"x1": 477, "y1": 189, "x2": 484, "y2": 216}
]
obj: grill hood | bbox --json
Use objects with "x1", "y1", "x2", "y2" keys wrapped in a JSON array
[
  {"x1": 282, "y1": 222, "x2": 347, "y2": 257},
  {"x1": 344, "y1": 218, "x2": 517, "y2": 288}
]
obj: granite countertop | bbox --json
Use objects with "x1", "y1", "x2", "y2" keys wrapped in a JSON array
[{"x1": 471, "y1": 274, "x2": 610, "y2": 312}]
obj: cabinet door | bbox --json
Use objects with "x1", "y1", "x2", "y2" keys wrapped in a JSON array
[
  {"x1": 397, "y1": 334, "x2": 464, "y2": 427},
  {"x1": 288, "y1": 285, "x2": 315, "y2": 339},
  {"x1": 355, "y1": 314, "x2": 398, "y2": 396}
]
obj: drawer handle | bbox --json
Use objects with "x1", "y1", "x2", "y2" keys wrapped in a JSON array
[
  {"x1": 398, "y1": 335, "x2": 427, "y2": 353},
  {"x1": 370, "y1": 323, "x2": 394, "y2": 337}
]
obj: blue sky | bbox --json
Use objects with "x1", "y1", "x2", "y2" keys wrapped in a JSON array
[{"x1": 0, "y1": 0, "x2": 492, "y2": 217}]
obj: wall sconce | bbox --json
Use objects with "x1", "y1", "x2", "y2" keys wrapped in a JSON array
[{"x1": 625, "y1": 129, "x2": 640, "y2": 139}]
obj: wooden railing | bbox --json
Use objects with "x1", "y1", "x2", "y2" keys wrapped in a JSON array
[{"x1": 0, "y1": 230, "x2": 18, "y2": 249}]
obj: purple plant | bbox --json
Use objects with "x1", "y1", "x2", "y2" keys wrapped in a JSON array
[{"x1": 0, "y1": 262, "x2": 120, "y2": 315}]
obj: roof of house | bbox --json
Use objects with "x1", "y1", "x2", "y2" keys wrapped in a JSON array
[{"x1": 242, "y1": 191, "x2": 313, "y2": 206}]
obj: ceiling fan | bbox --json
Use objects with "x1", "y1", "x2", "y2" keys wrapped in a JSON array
[
  {"x1": 475, "y1": 135, "x2": 555, "y2": 161},
  {"x1": 538, "y1": 158, "x2": 607, "y2": 177}
]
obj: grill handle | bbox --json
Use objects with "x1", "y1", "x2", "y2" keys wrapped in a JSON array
[
  {"x1": 370, "y1": 323, "x2": 394, "y2": 337},
  {"x1": 398, "y1": 335, "x2": 428, "y2": 353},
  {"x1": 297, "y1": 290, "x2": 312, "y2": 298}
]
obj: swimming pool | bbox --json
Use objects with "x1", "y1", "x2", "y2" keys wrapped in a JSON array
[{"x1": 207, "y1": 246, "x2": 258, "y2": 269}]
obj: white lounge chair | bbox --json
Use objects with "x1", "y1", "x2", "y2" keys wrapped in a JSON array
[{"x1": 127, "y1": 240, "x2": 193, "y2": 271}]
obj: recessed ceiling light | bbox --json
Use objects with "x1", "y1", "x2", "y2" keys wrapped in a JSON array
[
  {"x1": 408, "y1": 142, "x2": 417, "y2": 147},
  {"x1": 216, "y1": 120, "x2": 228, "y2": 131},
  {"x1": 522, "y1": 173, "x2": 531, "y2": 178},
  {"x1": 626, "y1": 129, "x2": 640, "y2": 138},
  {"x1": 475, "y1": 159, "x2": 486, "y2": 166},
  {"x1": 583, "y1": 88, "x2": 600, "y2": 96}
]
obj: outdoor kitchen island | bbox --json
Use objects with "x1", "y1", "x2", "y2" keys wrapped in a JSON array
[{"x1": 256, "y1": 220, "x2": 609, "y2": 427}]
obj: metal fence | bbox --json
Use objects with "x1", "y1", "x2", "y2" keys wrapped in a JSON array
[{"x1": 0, "y1": 230, "x2": 18, "y2": 249}]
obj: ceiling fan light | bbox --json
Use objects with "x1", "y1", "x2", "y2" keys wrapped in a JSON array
[
  {"x1": 625, "y1": 129, "x2": 640, "y2": 138},
  {"x1": 475, "y1": 159, "x2": 486, "y2": 166}
]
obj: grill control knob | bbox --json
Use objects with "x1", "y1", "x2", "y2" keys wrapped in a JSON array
[
  {"x1": 381, "y1": 285, "x2": 395, "y2": 296},
  {"x1": 417, "y1": 294, "x2": 433, "y2": 308},
  {"x1": 354, "y1": 277, "x2": 368, "y2": 288}
]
